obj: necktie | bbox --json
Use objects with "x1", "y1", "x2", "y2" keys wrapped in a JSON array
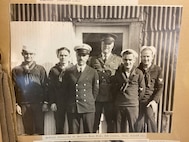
[
  {"x1": 104, "y1": 55, "x2": 107, "y2": 63},
  {"x1": 77, "y1": 67, "x2": 82, "y2": 79},
  {"x1": 144, "y1": 70, "x2": 151, "y2": 87},
  {"x1": 59, "y1": 67, "x2": 65, "y2": 82},
  {"x1": 79, "y1": 67, "x2": 82, "y2": 73}
]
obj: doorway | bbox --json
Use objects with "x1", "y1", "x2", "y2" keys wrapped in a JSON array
[{"x1": 75, "y1": 24, "x2": 129, "y2": 57}]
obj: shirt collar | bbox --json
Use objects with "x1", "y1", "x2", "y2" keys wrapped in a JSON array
[
  {"x1": 122, "y1": 64, "x2": 137, "y2": 76},
  {"x1": 58, "y1": 62, "x2": 68, "y2": 69},
  {"x1": 102, "y1": 53, "x2": 111, "y2": 60},
  {"x1": 139, "y1": 63, "x2": 155, "y2": 72},
  {"x1": 76, "y1": 64, "x2": 86, "y2": 72}
]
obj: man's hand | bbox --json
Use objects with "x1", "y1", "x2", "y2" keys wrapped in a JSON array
[
  {"x1": 16, "y1": 104, "x2": 22, "y2": 115},
  {"x1": 147, "y1": 100, "x2": 157, "y2": 113},
  {"x1": 50, "y1": 103, "x2": 57, "y2": 111}
]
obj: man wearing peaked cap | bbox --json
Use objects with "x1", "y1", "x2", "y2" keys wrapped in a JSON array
[
  {"x1": 74, "y1": 44, "x2": 92, "y2": 67},
  {"x1": 136, "y1": 45, "x2": 164, "y2": 133},
  {"x1": 101, "y1": 33, "x2": 118, "y2": 44},
  {"x1": 112, "y1": 48, "x2": 145, "y2": 132},
  {"x1": 88, "y1": 33, "x2": 122, "y2": 133},
  {"x1": 74, "y1": 43, "x2": 92, "y2": 55},
  {"x1": 63, "y1": 43, "x2": 99, "y2": 134},
  {"x1": 12, "y1": 45, "x2": 48, "y2": 135}
]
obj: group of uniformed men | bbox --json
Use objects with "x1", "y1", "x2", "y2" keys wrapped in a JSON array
[{"x1": 12, "y1": 33, "x2": 164, "y2": 135}]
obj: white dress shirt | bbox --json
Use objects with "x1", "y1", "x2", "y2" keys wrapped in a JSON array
[{"x1": 76, "y1": 64, "x2": 86, "y2": 72}]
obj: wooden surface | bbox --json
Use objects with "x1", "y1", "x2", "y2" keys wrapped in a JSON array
[{"x1": 0, "y1": 0, "x2": 189, "y2": 142}]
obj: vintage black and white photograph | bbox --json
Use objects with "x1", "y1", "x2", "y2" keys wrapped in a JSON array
[
  {"x1": 10, "y1": 4, "x2": 182, "y2": 136},
  {"x1": 34, "y1": 140, "x2": 149, "y2": 142},
  {"x1": 33, "y1": 140, "x2": 149, "y2": 142}
]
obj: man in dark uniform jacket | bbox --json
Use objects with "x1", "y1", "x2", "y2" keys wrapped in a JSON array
[
  {"x1": 113, "y1": 49, "x2": 145, "y2": 132},
  {"x1": 136, "y1": 46, "x2": 164, "y2": 132},
  {"x1": 12, "y1": 45, "x2": 48, "y2": 135},
  {"x1": 48, "y1": 47, "x2": 73, "y2": 134},
  {"x1": 63, "y1": 44, "x2": 99, "y2": 134},
  {"x1": 88, "y1": 33, "x2": 122, "y2": 133}
]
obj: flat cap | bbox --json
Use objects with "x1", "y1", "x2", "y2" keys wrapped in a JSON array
[
  {"x1": 74, "y1": 43, "x2": 92, "y2": 55},
  {"x1": 121, "y1": 49, "x2": 138, "y2": 58},
  {"x1": 101, "y1": 33, "x2": 118, "y2": 44},
  {"x1": 22, "y1": 45, "x2": 36, "y2": 54},
  {"x1": 140, "y1": 46, "x2": 156, "y2": 56}
]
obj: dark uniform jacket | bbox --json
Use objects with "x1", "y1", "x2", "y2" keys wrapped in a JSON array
[
  {"x1": 88, "y1": 54, "x2": 122, "y2": 102},
  {"x1": 138, "y1": 63, "x2": 164, "y2": 104},
  {"x1": 63, "y1": 65, "x2": 99, "y2": 113},
  {"x1": 113, "y1": 64, "x2": 145, "y2": 106},
  {"x1": 12, "y1": 61, "x2": 48, "y2": 105},
  {"x1": 48, "y1": 63, "x2": 73, "y2": 107}
]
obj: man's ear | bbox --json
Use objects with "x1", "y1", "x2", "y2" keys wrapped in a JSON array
[
  {"x1": 133, "y1": 59, "x2": 136, "y2": 64},
  {"x1": 112, "y1": 42, "x2": 115, "y2": 47}
]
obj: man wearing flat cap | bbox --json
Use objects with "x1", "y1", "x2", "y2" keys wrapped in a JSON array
[
  {"x1": 63, "y1": 44, "x2": 99, "y2": 134},
  {"x1": 12, "y1": 45, "x2": 48, "y2": 135},
  {"x1": 88, "y1": 33, "x2": 122, "y2": 133},
  {"x1": 112, "y1": 49, "x2": 145, "y2": 132},
  {"x1": 136, "y1": 46, "x2": 164, "y2": 132}
]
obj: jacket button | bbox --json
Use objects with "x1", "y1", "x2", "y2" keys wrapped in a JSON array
[
  {"x1": 84, "y1": 99, "x2": 86, "y2": 102},
  {"x1": 76, "y1": 89, "x2": 79, "y2": 92},
  {"x1": 84, "y1": 89, "x2": 86, "y2": 91},
  {"x1": 76, "y1": 100, "x2": 79, "y2": 102},
  {"x1": 84, "y1": 94, "x2": 86, "y2": 96},
  {"x1": 84, "y1": 84, "x2": 86, "y2": 86},
  {"x1": 76, "y1": 95, "x2": 79, "y2": 97},
  {"x1": 76, "y1": 84, "x2": 78, "y2": 86}
]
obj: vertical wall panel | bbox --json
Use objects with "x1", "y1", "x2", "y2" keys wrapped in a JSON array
[
  {"x1": 89, "y1": 6, "x2": 93, "y2": 19},
  {"x1": 67, "y1": 4, "x2": 71, "y2": 19},
  {"x1": 94, "y1": 6, "x2": 98, "y2": 19},
  {"x1": 118, "y1": 6, "x2": 122, "y2": 19},
  {"x1": 168, "y1": 7, "x2": 172, "y2": 30},
  {"x1": 38, "y1": 4, "x2": 41, "y2": 21},
  {"x1": 107, "y1": 6, "x2": 111, "y2": 18},
  {"x1": 121, "y1": 6, "x2": 125, "y2": 19},
  {"x1": 158, "y1": 7, "x2": 163, "y2": 31},
  {"x1": 163, "y1": 7, "x2": 168, "y2": 30},
  {"x1": 126, "y1": 6, "x2": 131, "y2": 18},
  {"x1": 81, "y1": 5, "x2": 85, "y2": 19},
  {"x1": 76, "y1": 5, "x2": 81, "y2": 19}
]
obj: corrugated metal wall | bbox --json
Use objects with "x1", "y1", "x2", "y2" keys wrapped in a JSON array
[
  {"x1": 10, "y1": 4, "x2": 182, "y2": 133},
  {"x1": 11, "y1": 4, "x2": 144, "y2": 21},
  {"x1": 141, "y1": 6, "x2": 182, "y2": 132}
]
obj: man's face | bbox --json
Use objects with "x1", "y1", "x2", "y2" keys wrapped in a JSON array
[
  {"x1": 101, "y1": 42, "x2": 114, "y2": 55},
  {"x1": 122, "y1": 53, "x2": 135, "y2": 70},
  {"x1": 141, "y1": 49, "x2": 154, "y2": 66},
  {"x1": 57, "y1": 49, "x2": 70, "y2": 64},
  {"x1": 76, "y1": 53, "x2": 89, "y2": 66},
  {"x1": 22, "y1": 51, "x2": 35, "y2": 63}
]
